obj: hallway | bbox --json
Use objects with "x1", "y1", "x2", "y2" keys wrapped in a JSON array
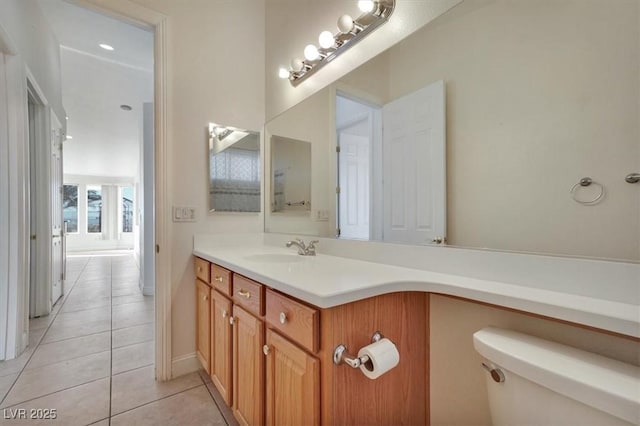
[{"x1": 0, "y1": 253, "x2": 225, "y2": 425}]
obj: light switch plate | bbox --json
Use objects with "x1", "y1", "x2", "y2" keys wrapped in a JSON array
[
  {"x1": 314, "y1": 209, "x2": 330, "y2": 222},
  {"x1": 173, "y1": 206, "x2": 196, "y2": 222}
]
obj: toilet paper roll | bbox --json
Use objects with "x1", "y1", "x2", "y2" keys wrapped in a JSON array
[{"x1": 357, "y1": 338, "x2": 400, "y2": 380}]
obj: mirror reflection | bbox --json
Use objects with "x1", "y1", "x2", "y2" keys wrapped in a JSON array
[
  {"x1": 264, "y1": 0, "x2": 640, "y2": 261},
  {"x1": 208, "y1": 123, "x2": 260, "y2": 213},
  {"x1": 271, "y1": 135, "x2": 311, "y2": 213}
]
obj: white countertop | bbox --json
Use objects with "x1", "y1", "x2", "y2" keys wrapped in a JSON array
[{"x1": 193, "y1": 234, "x2": 640, "y2": 339}]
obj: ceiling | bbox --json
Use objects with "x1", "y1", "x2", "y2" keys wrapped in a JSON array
[
  {"x1": 39, "y1": 0, "x2": 153, "y2": 178},
  {"x1": 38, "y1": 0, "x2": 153, "y2": 71}
]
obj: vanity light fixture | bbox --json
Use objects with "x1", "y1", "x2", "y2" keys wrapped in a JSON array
[{"x1": 279, "y1": 0, "x2": 395, "y2": 86}]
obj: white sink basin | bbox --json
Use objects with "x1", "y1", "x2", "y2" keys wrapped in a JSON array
[{"x1": 244, "y1": 253, "x2": 306, "y2": 263}]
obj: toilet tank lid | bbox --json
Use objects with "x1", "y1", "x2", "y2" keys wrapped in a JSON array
[{"x1": 473, "y1": 327, "x2": 640, "y2": 425}]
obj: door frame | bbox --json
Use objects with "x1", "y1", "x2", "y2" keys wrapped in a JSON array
[
  {"x1": 27, "y1": 73, "x2": 53, "y2": 319},
  {"x1": 73, "y1": 0, "x2": 171, "y2": 380}
]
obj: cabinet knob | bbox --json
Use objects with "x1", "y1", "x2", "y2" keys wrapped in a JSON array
[
  {"x1": 203, "y1": 295, "x2": 208, "y2": 301},
  {"x1": 229, "y1": 316, "x2": 235, "y2": 326},
  {"x1": 197, "y1": 267, "x2": 202, "y2": 273},
  {"x1": 263, "y1": 344, "x2": 271, "y2": 356},
  {"x1": 222, "y1": 310, "x2": 227, "y2": 319},
  {"x1": 214, "y1": 276, "x2": 223, "y2": 282},
  {"x1": 238, "y1": 289, "x2": 251, "y2": 299},
  {"x1": 279, "y1": 312, "x2": 287, "y2": 324}
]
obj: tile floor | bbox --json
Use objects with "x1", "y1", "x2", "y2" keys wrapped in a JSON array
[{"x1": 0, "y1": 252, "x2": 226, "y2": 425}]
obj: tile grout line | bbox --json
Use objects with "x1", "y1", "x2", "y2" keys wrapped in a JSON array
[
  {"x1": 0, "y1": 375, "x2": 112, "y2": 410},
  {"x1": 0, "y1": 256, "x2": 91, "y2": 407},
  {"x1": 109, "y1": 383, "x2": 206, "y2": 420}
]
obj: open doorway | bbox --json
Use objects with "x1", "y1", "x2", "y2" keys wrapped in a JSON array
[
  {"x1": 335, "y1": 92, "x2": 382, "y2": 240},
  {"x1": 37, "y1": 0, "x2": 156, "y2": 367}
]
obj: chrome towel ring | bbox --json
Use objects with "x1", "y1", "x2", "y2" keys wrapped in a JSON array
[{"x1": 571, "y1": 177, "x2": 604, "y2": 205}]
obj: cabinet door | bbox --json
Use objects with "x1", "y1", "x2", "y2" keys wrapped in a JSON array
[
  {"x1": 196, "y1": 279, "x2": 211, "y2": 373},
  {"x1": 232, "y1": 305, "x2": 264, "y2": 426},
  {"x1": 265, "y1": 329, "x2": 320, "y2": 426},
  {"x1": 211, "y1": 290, "x2": 233, "y2": 405}
]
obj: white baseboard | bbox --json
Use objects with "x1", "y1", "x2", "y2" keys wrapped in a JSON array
[{"x1": 171, "y1": 352, "x2": 200, "y2": 378}]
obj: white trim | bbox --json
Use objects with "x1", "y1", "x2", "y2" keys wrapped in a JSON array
[
  {"x1": 0, "y1": 52, "x2": 9, "y2": 359},
  {"x1": 171, "y1": 352, "x2": 200, "y2": 378},
  {"x1": 73, "y1": 0, "x2": 171, "y2": 381},
  {"x1": 5, "y1": 53, "x2": 29, "y2": 359}
]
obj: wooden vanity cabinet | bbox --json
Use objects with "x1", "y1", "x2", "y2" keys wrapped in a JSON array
[
  {"x1": 232, "y1": 304, "x2": 265, "y2": 426},
  {"x1": 265, "y1": 328, "x2": 320, "y2": 426},
  {"x1": 195, "y1": 256, "x2": 428, "y2": 426},
  {"x1": 211, "y1": 289, "x2": 233, "y2": 406},
  {"x1": 196, "y1": 278, "x2": 211, "y2": 374}
]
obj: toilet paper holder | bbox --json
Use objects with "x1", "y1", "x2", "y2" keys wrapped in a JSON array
[{"x1": 333, "y1": 331, "x2": 383, "y2": 368}]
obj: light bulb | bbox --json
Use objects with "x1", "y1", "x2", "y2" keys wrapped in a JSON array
[
  {"x1": 304, "y1": 44, "x2": 320, "y2": 61},
  {"x1": 213, "y1": 126, "x2": 226, "y2": 136},
  {"x1": 278, "y1": 67, "x2": 290, "y2": 79},
  {"x1": 358, "y1": 0, "x2": 375, "y2": 13},
  {"x1": 290, "y1": 58, "x2": 304, "y2": 72},
  {"x1": 337, "y1": 14, "x2": 354, "y2": 34},
  {"x1": 318, "y1": 31, "x2": 335, "y2": 49}
]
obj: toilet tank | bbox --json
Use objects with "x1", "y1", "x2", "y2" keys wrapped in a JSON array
[{"x1": 473, "y1": 327, "x2": 640, "y2": 426}]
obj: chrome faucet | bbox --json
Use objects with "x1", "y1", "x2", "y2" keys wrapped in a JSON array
[{"x1": 286, "y1": 238, "x2": 318, "y2": 256}]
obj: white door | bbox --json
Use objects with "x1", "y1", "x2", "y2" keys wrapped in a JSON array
[
  {"x1": 382, "y1": 80, "x2": 446, "y2": 245},
  {"x1": 338, "y1": 130, "x2": 370, "y2": 239},
  {"x1": 50, "y1": 122, "x2": 63, "y2": 305}
]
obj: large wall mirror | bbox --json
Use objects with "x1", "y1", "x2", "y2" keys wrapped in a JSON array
[
  {"x1": 208, "y1": 123, "x2": 261, "y2": 213},
  {"x1": 264, "y1": 0, "x2": 640, "y2": 262}
]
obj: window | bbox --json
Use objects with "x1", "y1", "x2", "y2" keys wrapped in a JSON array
[
  {"x1": 122, "y1": 186, "x2": 133, "y2": 233},
  {"x1": 63, "y1": 185, "x2": 78, "y2": 233},
  {"x1": 87, "y1": 185, "x2": 102, "y2": 233}
]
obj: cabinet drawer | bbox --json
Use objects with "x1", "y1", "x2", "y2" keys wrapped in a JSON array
[
  {"x1": 210, "y1": 264, "x2": 232, "y2": 296},
  {"x1": 233, "y1": 275, "x2": 264, "y2": 316},
  {"x1": 266, "y1": 289, "x2": 319, "y2": 353},
  {"x1": 195, "y1": 257, "x2": 210, "y2": 283}
]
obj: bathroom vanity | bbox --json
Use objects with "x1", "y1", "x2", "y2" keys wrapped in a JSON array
[
  {"x1": 194, "y1": 254, "x2": 428, "y2": 426},
  {"x1": 193, "y1": 234, "x2": 639, "y2": 426}
]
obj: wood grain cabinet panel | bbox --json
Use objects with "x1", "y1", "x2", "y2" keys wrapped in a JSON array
[
  {"x1": 233, "y1": 275, "x2": 264, "y2": 317},
  {"x1": 211, "y1": 289, "x2": 233, "y2": 406},
  {"x1": 195, "y1": 257, "x2": 210, "y2": 283},
  {"x1": 196, "y1": 279, "x2": 211, "y2": 374},
  {"x1": 265, "y1": 329, "x2": 320, "y2": 426},
  {"x1": 266, "y1": 289, "x2": 319, "y2": 353},
  {"x1": 211, "y1": 264, "x2": 232, "y2": 296},
  {"x1": 232, "y1": 305, "x2": 265, "y2": 426}
]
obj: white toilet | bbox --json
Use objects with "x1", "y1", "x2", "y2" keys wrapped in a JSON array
[{"x1": 473, "y1": 327, "x2": 640, "y2": 426}]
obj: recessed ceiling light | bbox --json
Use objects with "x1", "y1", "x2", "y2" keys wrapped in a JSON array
[
  {"x1": 66, "y1": 135, "x2": 73, "y2": 140},
  {"x1": 120, "y1": 105, "x2": 132, "y2": 111},
  {"x1": 99, "y1": 44, "x2": 114, "y2": 51}
]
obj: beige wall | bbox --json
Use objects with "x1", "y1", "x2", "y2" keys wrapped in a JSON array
[
  {"x1": 128, "y1": 0, "x2": 266, "y2": 367},
  {"x1": 388, "y1": 0, "x2": 639, "y2": 260},
  {"x1": 430, "y1": 294, "x2": 640, "y2": 425}
]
